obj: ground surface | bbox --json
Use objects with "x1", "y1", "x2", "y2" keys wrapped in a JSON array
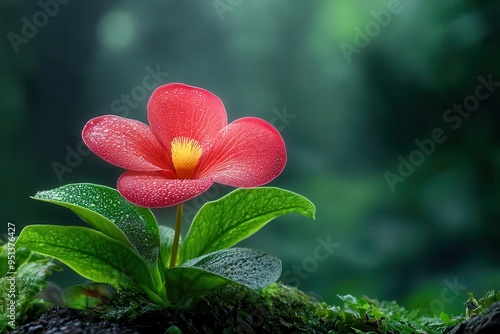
[{"x1": 7, "y1": 284, "x2": 500, "y2": 333}]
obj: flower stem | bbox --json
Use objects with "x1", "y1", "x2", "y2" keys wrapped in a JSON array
[{"x1": 170, "y1": 203, "x2": 183, "y2": 268}]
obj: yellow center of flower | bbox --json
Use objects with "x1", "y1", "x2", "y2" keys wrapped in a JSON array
[{"x1": 170, "y1": 136, "x2": 203, "y2": 179}]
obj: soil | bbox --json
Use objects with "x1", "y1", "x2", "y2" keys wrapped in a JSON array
[{"x1": 9, "y1": 307, "x2": 139, "y2": 334}]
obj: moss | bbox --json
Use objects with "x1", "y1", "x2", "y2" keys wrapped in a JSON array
[
  {"x1": 106, "y1": 283, "x2": 329, "y2": 333},
  {"x1": 101, "y1": 283, "x2": 454, "y2": 333},
  {"x1": 10, "y1": 284, "x2": 500, "y2": 333}
]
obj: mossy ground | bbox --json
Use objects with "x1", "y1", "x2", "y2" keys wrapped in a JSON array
[
  {"x1": 8, "y1": 283, "x2": 500, "y2": 333},
  {"x1": 95, "y1": 284, "x2": 498, "y2": 333}
]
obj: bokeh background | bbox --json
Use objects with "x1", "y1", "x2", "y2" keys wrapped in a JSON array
[{"x1": 1, "y1": 0, "x2": 499, "y2": 315}]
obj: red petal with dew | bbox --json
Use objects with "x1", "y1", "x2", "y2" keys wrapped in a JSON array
[
  {"x1": 197, "y1": 117, "x2": 286, "y2": 187},
  {"x1": 117, "y1": 171, "x2": 214, "y2": 208},
  {"x1": 82, "y1": 115, "x2": 172, "y2": 172},
  {"x1": 147, "y1": 83, "x2": 227, "y2": 150}
]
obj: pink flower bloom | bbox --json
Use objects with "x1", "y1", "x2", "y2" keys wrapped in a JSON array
[{"x1": 82, "y1": 83, "x2": 286, "y2": 208}]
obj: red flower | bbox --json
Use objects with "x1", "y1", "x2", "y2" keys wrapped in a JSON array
[{"x1": 82, "y1": 83, "x2": 286, "y2": 208}]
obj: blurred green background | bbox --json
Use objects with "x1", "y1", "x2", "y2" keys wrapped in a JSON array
[{"x1": 1, "y1": 0, "x2": 499, "y2": 315}]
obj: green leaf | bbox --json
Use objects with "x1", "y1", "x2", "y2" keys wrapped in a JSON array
[
  {"x1": 440, "y1": 312, "x2": 451, "y2": 325},
  {"x1": 166, "y1": 248, "x2": 281, "y2": 305},
  {"x1": 371, "y1": 305, "x2": 383, "y2": 320},
  {"x1": 62, "y1": 283, "x2": 118, "y2": 310},
  {"x1": 16, "y1": 225, "x2": 155, "y2": 292},
  {"x1": 0, "y1": 249, "x2": 61, "y2": 331},
  {"x1": 165, "y1": 267, "x2": 230, "y2": 306},
  {"x1": 33, "y1": 183, "x2": 160, "y2": 263},
  {"x1": 0, "y1": 242, "x2": 30, "y2": 277},
  {"x1": 158, "y1": 225, "x2": 177, "y2": 270},
  {"x1": 180, "y1": 187, "x2": 315, "y2": 262}
]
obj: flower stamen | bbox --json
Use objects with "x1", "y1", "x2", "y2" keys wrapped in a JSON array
[{"x1": 171, "y1": 137, "x2": 203, "y2": 179}]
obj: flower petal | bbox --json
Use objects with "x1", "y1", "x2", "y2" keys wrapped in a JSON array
[
  {"x1": 82, "y1": 115, "x2": 171, "y2": 172},
  {"x1": 147, "y1": 83, "x2": 227, "y2": 149},
  {"x1": 197, "y1": 117, "x2": 286, "y2": 187},
  {"x1": 118, "y1": 171, "x2": 214, "y2": 208}
]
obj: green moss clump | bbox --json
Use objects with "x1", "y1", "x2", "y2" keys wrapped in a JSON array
[
  {"x1": 102, "y1": 283, "x2": 461, "y2": 333},
  {"x1": 106, "y1": 283, "x2": 330, "y2": 333}
]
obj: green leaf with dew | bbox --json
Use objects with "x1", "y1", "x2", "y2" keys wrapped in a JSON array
[
  {"x1": 180, "y1": 187, "x2": 315, "y2": 262},
  {"x1": 166, "y1": 248, "x2": 281, "y2": 305},
  {"x1": 16, "y1": 225, "x2": 156, "y2": 293},
  {"x1": 158, "y1": 225, "x2": 177, "y2": 270},
  {"x1": 33, "y1": 183, "x2": 160, "y2": 263}
]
